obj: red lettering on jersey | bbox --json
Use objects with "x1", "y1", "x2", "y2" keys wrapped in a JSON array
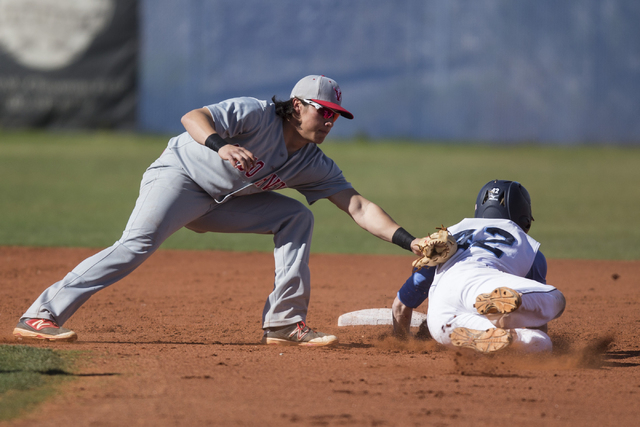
[
  {"x1": 260, "y1": 174, "x2": 287, "y2": 191},
  {"x1": 253, "y1": 177, "x2": 268, "y2": 188},
  {"x1": 245, "y1": 160, "x2": 265, "y2": 178}
]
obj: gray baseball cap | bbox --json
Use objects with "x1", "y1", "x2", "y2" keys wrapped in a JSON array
[{"x1": 290, "y1": 75, "x2": 354, "y2": 119}]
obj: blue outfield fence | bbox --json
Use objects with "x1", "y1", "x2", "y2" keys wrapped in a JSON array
[
  {"x1": 138, "y1": 0, "x2": 640, "y2": 144},
  {"x1": 1, "y1": 0, "x2": 639, "y2": 144}
]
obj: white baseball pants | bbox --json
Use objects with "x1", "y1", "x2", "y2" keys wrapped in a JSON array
[{"x1": 427, "y1": 262, "x2": 566, "y2": 352}]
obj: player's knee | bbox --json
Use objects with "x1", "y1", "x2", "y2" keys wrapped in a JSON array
[
  {"x1": 118, "y1": 231, "x2": 161, "y2": 256},
  {"x1": 295, "y1": 203, "x2": 314, "y2": 224},
  {"x1": 550, "y1": 289, "x2": 566, "y2": 320},
  {"x1": 280, "y1": 202, "x2": 314, "y2": 232}
]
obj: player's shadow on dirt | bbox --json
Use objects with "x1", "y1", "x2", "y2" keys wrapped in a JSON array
[
  {"x1": 560, "y1": 337, "x2": 640, "y2": 368},
  {"x1": 603, "y1": 350, "x2": 640, "y2": 368},
  {"x1": 338, "y1": 342, "x2": 375, "y2": 349},
  {"x1": 84, "y1": 340, "x2": 253, "y2": 346},
  {"x1": 0, "y1": 368, "x2": 120, "y2": 377},
  {"x1": 84, "y1": 340, "x2": 375, "y2": 348},
  {"x1": 56, "y1": 371, "x2": 120, "y2": 377}
]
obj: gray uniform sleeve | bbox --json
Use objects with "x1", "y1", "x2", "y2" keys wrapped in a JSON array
[
  {"x1": 291, "y1": 151, "x2": 353, "y2": 205},
  {"x1": 205, "y1": 97, "x2": 267, "y2": 138}
]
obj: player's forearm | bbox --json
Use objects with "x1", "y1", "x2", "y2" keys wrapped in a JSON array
[
  {"x1": 352, "y1": 201, "x2": 400, "y2": 242},
  {"x1": 330, "y1": 190, "x2": 420, "y2": 251},
  {"x1": 341, "y1": 194, "x2": 421, "y2": 253},
  {"x1": 354, "y1": 204, "x2": 423, "y2": 254},
  {"x1": 392, "y1": 296, "x2": 413, "y2": 338}
]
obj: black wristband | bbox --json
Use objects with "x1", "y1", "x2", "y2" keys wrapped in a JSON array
[
  {"x1": 204, "y1": 133, "x2": 228, "y2": 152},
  {"x1": 392, "y1": 227, "x2": 416, "y2": 252}
]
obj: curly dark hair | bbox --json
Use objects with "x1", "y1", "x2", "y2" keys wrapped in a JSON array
[{"x1": 272, "y1": 96, "x2": 296, "y2": 119}]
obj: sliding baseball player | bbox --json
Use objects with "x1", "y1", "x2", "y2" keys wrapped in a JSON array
[{"x1": 392, "y1": 180, "x2": 566, "y2": 353}]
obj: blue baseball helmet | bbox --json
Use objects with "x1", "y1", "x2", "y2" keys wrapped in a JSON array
[{"x1": 474, "y1": 180, "x2": 534, "y2": 232}]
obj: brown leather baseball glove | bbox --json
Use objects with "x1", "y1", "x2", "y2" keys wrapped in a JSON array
[{"x1": 412, "y1": 226, "x2": 458, "y2": 271}]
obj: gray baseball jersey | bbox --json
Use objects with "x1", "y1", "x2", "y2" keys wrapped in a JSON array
[
  {"x1": 22, "y1": 97, "x2": 353, "y2": 330},
  {"x1": 169, "y1": 97, "x2": 352, "y2": 205}
]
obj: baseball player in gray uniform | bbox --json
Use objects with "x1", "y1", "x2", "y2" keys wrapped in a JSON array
[
  {"x1": 392, "y1": 180, "x2": 566, "y2": 353},
  {"x1": 14, "y1": 75, "x2": 424, "y2": 346}
]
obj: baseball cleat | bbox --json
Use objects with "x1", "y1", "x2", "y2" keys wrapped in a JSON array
[
  {"x1": 474, "y1": 287, "x2": 522, "y2": 315},
  {"x1": 449, "y1": 327, "x2": 512, "y2": 353},
  {"x1": 262, "y1": 321, "x2": 338, "y2": 347},
  {"x1": 13, "y1": 318, "x2": 78, "y2": 342}
]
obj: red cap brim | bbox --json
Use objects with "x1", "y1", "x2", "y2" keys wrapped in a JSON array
[{"x1": 311, "y1": 99, "x2": 354, "y2": 120}]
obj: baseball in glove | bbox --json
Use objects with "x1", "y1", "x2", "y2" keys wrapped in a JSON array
[{"x1": 412, "y1": 226, "x2": 458, "y2": 271}]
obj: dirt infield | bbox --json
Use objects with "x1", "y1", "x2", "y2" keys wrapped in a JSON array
[{"x1": 1, "y1": 246, "x2": 639, "y2": 426}]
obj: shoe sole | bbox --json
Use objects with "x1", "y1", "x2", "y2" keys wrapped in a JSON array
[
  {"x1": 261, "y1": 336, "x2": 338, "y2": 347},
  {"x1": 474, "y1": 287, "x2": 522, "y2": 315},
  {"x1": 449, "y1": 327, "x2": 512, "y2": 353},
  {"x1": 13, "y1": 327, "x2": 78, "y2": 342}
]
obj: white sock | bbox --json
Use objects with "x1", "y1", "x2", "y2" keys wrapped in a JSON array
[{"x1": 510, "y1": 328, "x2": 552, "y2": 353}]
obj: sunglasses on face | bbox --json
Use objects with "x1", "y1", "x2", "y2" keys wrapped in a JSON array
[{"x1": 303, "y1": 99, "x2": 339, "y2": 122}]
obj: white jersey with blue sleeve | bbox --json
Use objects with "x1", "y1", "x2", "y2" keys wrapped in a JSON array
[
  {"x1": 397, "y1": 218, "x2": 546, "y2": 310},
  {"x1": 424, "y1": 218, "x2": 563, "y2": 351},
  {"x1": 440, "y1": 218, "x2": 540, "y2": 277}
]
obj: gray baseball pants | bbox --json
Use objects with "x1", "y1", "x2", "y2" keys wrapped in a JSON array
[{"x1": 22, "y1": 150, "x2": 314, "y2": 329}]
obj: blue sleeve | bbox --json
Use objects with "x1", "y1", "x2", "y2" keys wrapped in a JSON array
[
  {"x1": 525, "y1": 251, "x2": 547, "y2": 284},
  {"x1": 397, "y1": 266, "x2": 436, "y2": 309}
]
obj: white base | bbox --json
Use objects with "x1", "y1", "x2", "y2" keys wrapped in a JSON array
[{"x1": 337, "y1": 308, "x2": 427, "y2": 327}]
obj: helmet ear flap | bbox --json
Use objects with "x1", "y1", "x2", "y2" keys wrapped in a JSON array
[{"x1": 519, "y1": 216, "x2": 532, "y2": 233}]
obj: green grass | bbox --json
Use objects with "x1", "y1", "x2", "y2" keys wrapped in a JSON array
[
  {"x1": 1, "y1": 130, "x2": 639, "y2": 259},
  {"x1": 0, "y1": 345, "x2": 80, "y2": 421}
]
